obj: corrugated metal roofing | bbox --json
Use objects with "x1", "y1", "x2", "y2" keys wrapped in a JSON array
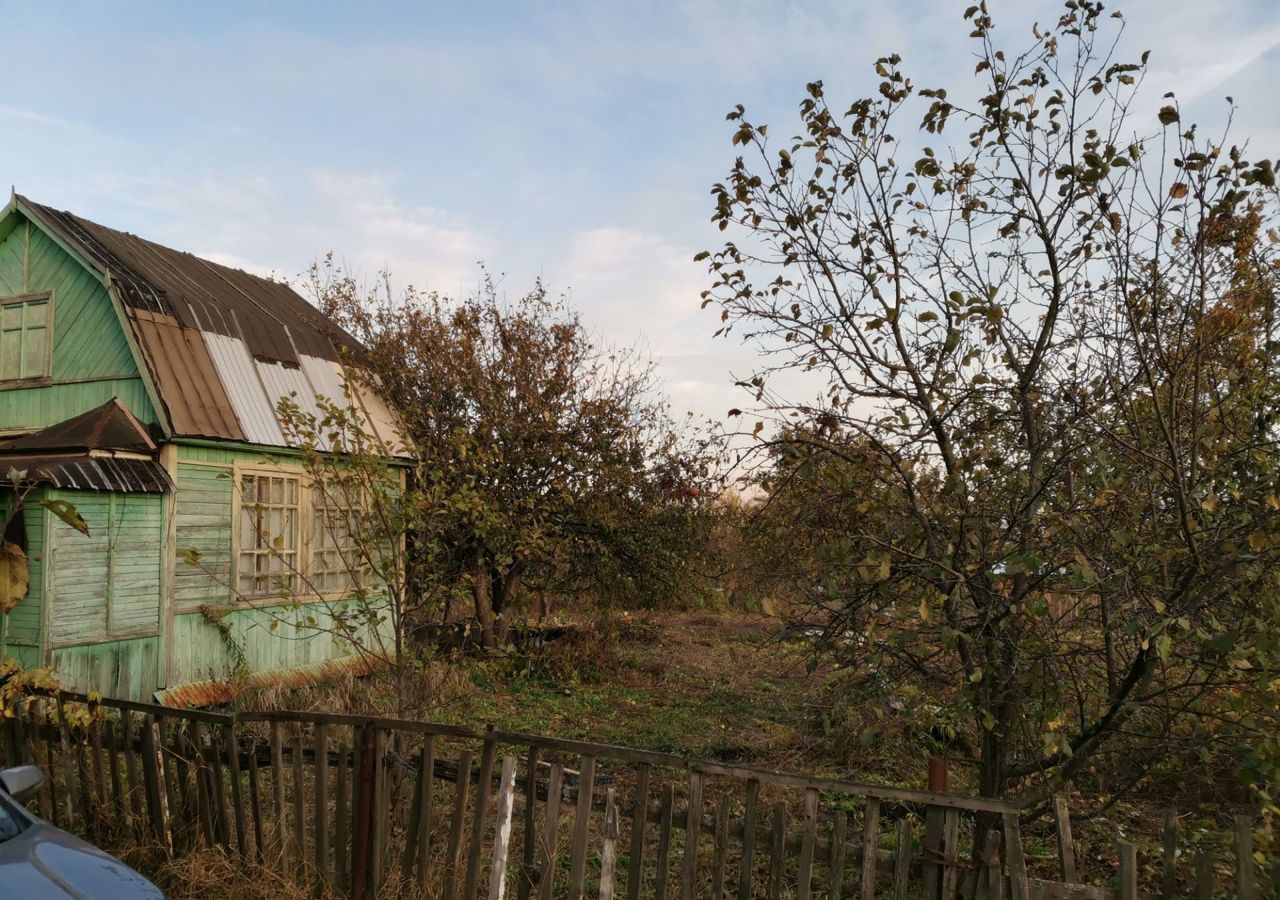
[
  {"x1": 203, "y1": 331, "x2": 287, "y2": 446},
  {"x1": 0, "y1": 454, "x2": 173, "y2": 493},
  {"x1": 14, "y1": 195, "x2": 409, "y2": 454},
  {"x1": 0, "y1": 398, "x2": 155, "y2": 453},
  {"x1": 154, "y1": 653, "x2": 383, "y2": 708}
]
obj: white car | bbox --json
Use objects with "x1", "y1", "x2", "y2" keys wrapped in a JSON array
[{"x1": 0, "y1": 766, "x2": 164, "y2": 899}]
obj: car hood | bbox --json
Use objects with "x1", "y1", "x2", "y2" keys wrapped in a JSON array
[{"x1": 0, "y1": 825, "x2": 163, "y2": 899}]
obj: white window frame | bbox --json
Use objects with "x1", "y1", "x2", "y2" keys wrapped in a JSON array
[
  {"x1": 0, "y1": 291, "x2": 54, "y2": 383},
  {"x1": 231, "y1": 461, "x2": 370, "y2": 602}
]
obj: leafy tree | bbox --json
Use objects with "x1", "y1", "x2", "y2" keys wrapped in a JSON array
[
  {"x1": 316, "y1": 264, "x2": 716, "y2": 646},
  {"x1": 702, "y1": 0, "x2": 1280, "y2": 808}
]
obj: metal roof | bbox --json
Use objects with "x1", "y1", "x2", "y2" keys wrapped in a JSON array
[
  {"x1": 0, "y1": 454, "x2": 174, "y2": 493},
  {"x1": 14, "y1": 196, "x2": 408, "y2": 454},
  {"x1": 0, "y1": 398, "x2": 155, "y2": 454}
]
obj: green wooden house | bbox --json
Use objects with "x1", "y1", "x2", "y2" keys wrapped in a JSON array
[{"x1": 0, "y1": 193, "x2": 405, "y2": 702}]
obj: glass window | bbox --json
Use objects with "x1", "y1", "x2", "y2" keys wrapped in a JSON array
[
  {"x1": 0, "y1": 294, "x2": 52, "y2": 381},
  {"x1": 237, "y1": 472, "x2": 300, "y2": 597},
  {"x1": 310, "y1": 481, "x2": 364, "y2": 594}
]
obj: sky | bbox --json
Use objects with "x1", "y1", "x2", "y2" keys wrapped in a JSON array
[{"x1": 2, "y1": 0, "x2": 1277, "y2": 427}]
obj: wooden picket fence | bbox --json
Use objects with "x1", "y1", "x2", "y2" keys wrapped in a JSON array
[{"x1": 0, "y1": 687, "x2": 1269, "y2": 899}]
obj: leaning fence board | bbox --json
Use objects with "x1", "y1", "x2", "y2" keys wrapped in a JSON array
[
  {"x1": 465, "y1": 732, "x2": 499, "y2": 900},
  {"x1": 270, "y1": 721, "x2": 287, "y2": 864},
  {"x1": 538, "y1": 763, "x2": 565, "y2": 900},
  {"x1": 981, "y1": 830, "x2": 1003, "y2": 900},
  {"x1": 489, "y1": 755, "x2": 520, "y2": 900},
  {"x1": 56, "y1": 699, "x2": 79, "y2": 823},
  {"x1": 247, "y1": 735, "x2": 265, "y2": 863},
  {"x1": 291, "y1": 736, "x2": 308, "y2": 879},
  {"x1": 140, "y1": 715, "x2": 169, "y2": 850},
  {"x1": 1053, "y1": 798, "x2": 1078, "y2": 884},
  {"x1": 567, "y1": 755, "x2": 597, "y2": 900},
  {"x1": 1195, "y1": 851, "x2": 1212, "y2": 900},
  {"x1": 336, "y1": 744, "x2": 351, "y2": 891},
  {"x1": 1003, "y1": 812, "x2": 1030, "y2": 900},
  {"x1": 225, "y1": 725, "x2": 248, "y2": 859},
  {"x1": 444, "y1": 749, "x2": 474, "y2": 900},
  {"x1": 201, "y1": 721, "x2": 230, "y2": 847},
  {"x1": 519, "y1": 745, "x2": 541, "y2": 900},
  {"x1": 626, "y1": 762, "x2": 652, "y2": 900}
]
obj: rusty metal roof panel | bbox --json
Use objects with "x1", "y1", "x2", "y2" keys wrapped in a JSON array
[
  {"x1": 154, "y1": 653, "x2": 383, "y2": 709},
  {"x1": 0, "y1": 398, "x2": 156, "y2": 453},
  {"x1": 203, "y1": 332, "x2": 287, "y2": 446},
  {"x1": 128, "y1": 309, "x2": 246, "y2": 441},
  {"x1": 0, "y1": 454, "x2": 174, "y2": 493}
]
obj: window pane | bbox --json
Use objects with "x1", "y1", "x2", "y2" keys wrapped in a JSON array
[{"x1": 22, "y1": 327, "x2": 45, "y2": 379}]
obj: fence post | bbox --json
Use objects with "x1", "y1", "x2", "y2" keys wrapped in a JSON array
[
  {"x1": 1117, "y1": 840, "x2": 1138, "y2": 900},
  {"x1": 1052, "y1": 797, "x2": 1077, "y2": 883},
  {"x1": 489, "y1": 755, "x2": 519, "y2": 900},
  {"x1": 1234, "y1": 815, "x2": 1255, "y2": 900},
  {"x1": 351, "y1": 721, "x2": 377, "y2": 900}
]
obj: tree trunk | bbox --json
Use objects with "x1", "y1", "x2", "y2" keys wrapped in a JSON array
[{"x1": 472, "y1": 555, "x2": 497, "y2": 648}]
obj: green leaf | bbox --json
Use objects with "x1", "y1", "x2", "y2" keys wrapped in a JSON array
[{"x1": 41, "y1": 499, "x2": 89, "y2": 536}]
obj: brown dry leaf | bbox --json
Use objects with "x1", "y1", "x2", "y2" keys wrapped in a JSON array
[{"x1": 0, "y1": 540, "x2": 30, "y2": 613}]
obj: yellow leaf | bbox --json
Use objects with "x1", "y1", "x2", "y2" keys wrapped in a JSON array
[
  {"x1": 0, "y1": 540, "x2": 31, "y2": 614},
  {"x1": 1200, "y1": 493, "x2": 1219, "y2": 513}
]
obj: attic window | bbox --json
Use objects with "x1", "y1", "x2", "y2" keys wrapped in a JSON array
[{"x1": 0, "y1": 293, "x2": 53, "y2": 382}]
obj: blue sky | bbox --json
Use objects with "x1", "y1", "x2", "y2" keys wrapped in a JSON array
[{"x1": 3, "y1": 0, "x2": 1278, "y2": 423}]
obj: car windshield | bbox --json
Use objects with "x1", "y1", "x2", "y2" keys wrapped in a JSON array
[{"x1": 0, "y1": 794, "x2": 26, "y2": 843}]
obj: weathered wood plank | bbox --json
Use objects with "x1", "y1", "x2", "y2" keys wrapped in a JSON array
[
  {"x1": 291, "y1": 735, "x2": 308, "y2": 878},
  {"x1": 1234, "y1": 815, "x2": 1255, "y2": 900},
  {"x1": 315, "y1": 722, "x2": 330, "y2": 887},
  {"x1": 711, "y1": 795, "x2": 730, "y2": 900},
  {"x1": 941, "y1": 807, "x2": 960, "y2": 900},
  {"x1": 1053, "y1": 797, "x2": 1078, "y2": 884},
  {"x1": 444, "y1": 749, "x2": 474, "y2": 900},
  {"x1": 681, "y1": 772, "x2": 704, "y2": 900},
  {"x1": 539, "y1": 762, "x2": 564, "y2": 900},
  {"x1": 270, "y1": 721, "x2": 287, "y2": 864},
  {"x1": 225, "y1": 724, "x2": 248, "y2": 859},
  {"x1": 598, "y1": 786, "x2": 620, "y2": 900},
  {"x1": 768, "y1": 801, "x2": 787, "y2": 900},
  {"x1": 336, "y1": 744, "x2": 351, "y2": 892},
  {"x1": 246, "y1": 734, "x2": 265, "y2": 863},
  {"x1": 655, "y1": 783, "x2": 675, "y2": 900},
  {"x1": 1117, "y1": 840, "x2": 1138, "y2": 900},
  {"x1": 567, "y1": 755, "x2": 597, "y2": 900},
  {"x1": 830, "y1": 809, "x2": 849, "y2": 900},
  {"x1": 626, "y1": 762, "x2": 651, "y2": 900},
  {"x1": 859, "y1": 797, "x2": 882, "y2": 900},
  {"x1": 490, "y1": 755, "x2": 519, "y2": 900},
  {"x1": 892, "y1": 817, "x2": 913, "y2": 900},
  {"x1": 737, "y1": 778, "x2": 760, "y2": 900},
  {"x1": 796, "y1": 787, "x2": 818, "y2": 900},
  {"x1": 1003, "y1": 812, "x2": 1030, "y2": 900},
  {"x1": 519, "y1": 746, "x2": 541, "y2": 900},
  {"x1": 466, "y1": 731, "x2": 499, "y2": 900}
]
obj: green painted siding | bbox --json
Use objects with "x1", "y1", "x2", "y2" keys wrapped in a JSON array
[
  {"x1": 0, "y1": 489, "x2": 46, "y2": 659},
  {"x1": 174, "y1": 460, "x2": 234, "y2": 612},
  {"x1": 51, "y1": 636, "x2": 159, "y2": 701},
  {"x1": 169, "y1": 441, "x2": 392, "y2": 688},
  {"x1": 0, "y1": 216, "x2": 157, "y2": 431},
  {"x1": 46, "y1": 490, "x2": 163, "y2": 643}
]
